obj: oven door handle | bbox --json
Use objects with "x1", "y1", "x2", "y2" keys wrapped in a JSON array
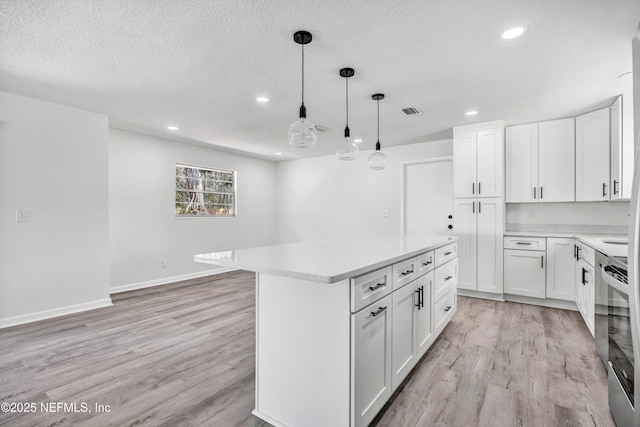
[{"x1": 601, "y1": 265, "x2": 628, "y2": 295}]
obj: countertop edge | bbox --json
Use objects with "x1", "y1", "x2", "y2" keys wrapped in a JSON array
[{"x1": 194, "y1": 236, "x2": 459, "y2": 284}]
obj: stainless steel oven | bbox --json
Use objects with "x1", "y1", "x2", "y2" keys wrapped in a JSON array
[{"x1": 599, "y1": 254, "x2": 634, "y2": 427}]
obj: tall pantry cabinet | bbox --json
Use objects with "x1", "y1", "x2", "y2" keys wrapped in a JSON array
[{"x1": 453, "y1": 121, "x2": 504, "y2": 296}]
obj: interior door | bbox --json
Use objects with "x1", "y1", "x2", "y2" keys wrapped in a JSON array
[{"x1": 403, "y1": 158, "x2": 453, "y2": 236}]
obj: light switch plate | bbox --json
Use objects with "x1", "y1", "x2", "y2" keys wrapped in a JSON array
[{"x1": 16, "y1": 210, "x2": 30, "y2": 223}]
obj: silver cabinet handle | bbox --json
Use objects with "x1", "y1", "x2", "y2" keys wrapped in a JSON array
[
  {"x1": 540, "y1": 186, "x2": 543, "y2": 199},
  {"x1": 422, "y1": 260, "x2": 432, "y2": 266},
  {"x1": 516, "y1": 242, "x2": 532, "y2": 245},
  {"x1": 368, "y1": 283, "x2": 385, "y2": 292},
  {"x1": 400, "y1": 269, "x2": 414, "y2": 277},
  {"x1": 541, "y1": 255, "x2": 544, "y2": 269},
  {"x1": 472, "y1": 182, "x2": 475, "y2": 195},
  {"x1": 533, "y1": 187, "x2": 536, "y2": 199},
  {"x1": 444, "y1": 305, "x2": 452, "y2": 312},
  {"x1": 603, "y1": 182, "x2": 607, "y2": 197},
  {"x1": 445, "y1": 275, "x2": 453, "y2": 281},
  {"x1": 478, "y1": 182, "x2": 481, "y2": 194},
  {"x1": 371, "y1": 306, "x2": 387, "y2": 317},
  {"x1": 444, "y1": 251, "x2": 452, "y2": 256},
  {"x1": 614, "y1": 180, "x2": 619, "y2": 195}
]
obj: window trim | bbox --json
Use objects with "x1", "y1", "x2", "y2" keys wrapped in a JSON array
[{"x1": 175, "y1": 163, "x2": 237, "y2": 219}]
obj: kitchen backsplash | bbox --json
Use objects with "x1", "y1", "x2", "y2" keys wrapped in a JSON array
[{"x1": 506, "y1": 201, "x2": 630, "y2": 235}]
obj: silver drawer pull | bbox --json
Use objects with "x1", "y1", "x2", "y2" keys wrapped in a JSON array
[
  {"x1": 516, "y1": 242, "x2": 532, "y2": 245},
  {"x1": 444, "y1": 305, "x2": 452, "y2": 312},
  {"x1": 445, "y1": 275, "x2": 453, "y2": 281},
  {"x1": 371, "y1": 306, "x2": 387, "y2": 317},
  {"x1": 422, "y1": 260, "x2": 432, "y2": 266},
  {"x1": 400, "y1": 269, "x2": 414, "y2": 277},
  {"x1": 368, "y1": 283, "x2": 385, "y2": 292},
  {"x1": 444, "y1": 251, "x2": 452, "y2": 256}
]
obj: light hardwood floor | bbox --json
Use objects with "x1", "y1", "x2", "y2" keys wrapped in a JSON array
[{"x1": 0, "y1": 271, "x2": 614, "y2": 426}]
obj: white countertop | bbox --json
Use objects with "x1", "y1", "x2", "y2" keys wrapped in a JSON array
[
  {"x1": 504, "y1": 231, "x2": 628, "y2": 258},
  {"x1": 194, "y1": 234, "x2": 458, "y2": 283}
]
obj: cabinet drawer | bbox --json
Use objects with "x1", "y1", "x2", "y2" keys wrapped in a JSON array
[
  {"x1": 435, "y1": 243, "x2": 457, "y2": 267},
  {"x1": 577, "y1": 242, "x2": 595, "y2": 267},
  {"x1": 392, "y1": 257, "x2": 418, "y2": 290},
  {"x1": 504, "y1": 236, "x2": 546, "y2": 251},
  {"x1": 435, "y1": 289, "x2": 457, "y2": 335},
  {"x1": 434, "y1": 258, "x2": 458, "y2": 302},
  {"x1": 416, "y1": 251, "x2": 435, "y2": 276},
  {"x1": 351, "y1": 266, "x2": 393, "y2": 313}
]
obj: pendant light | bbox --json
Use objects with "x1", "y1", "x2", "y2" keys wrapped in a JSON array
[
  {"x1": 368, "y1": 93, "x2": 388, "y2": 170},
  {"x1": 336, "y1": 67, "x2": 358, "y2": 161},
  {"x1": 288, "y1": 31, "x2": 317, "y2": 148}
]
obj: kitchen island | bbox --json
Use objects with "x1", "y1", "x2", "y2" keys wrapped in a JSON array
[{"x1": 195, "y1": 234, "x2": 459, "y2": 427}]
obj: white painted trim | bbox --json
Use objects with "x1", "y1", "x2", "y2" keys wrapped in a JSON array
[
  {"x1": 458, "y1": 289, "x2": 506, "y2": 302},
  {"x1": 110, "y1": 267, "x2": 237, "y2": 294},
  {"x1": 400, "y1": 156, "x2": 453, "y2": 234},
  {"x1": 0, "y1": 298, "x2": 113, "y2": 329},
  {"x1": 453, "y1": 120, "x2": 506, "y2": 134}
]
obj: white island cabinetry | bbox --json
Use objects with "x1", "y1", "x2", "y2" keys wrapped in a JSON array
[{"x1": 195, "y1": 234, "x2": 458, "y2": 427}]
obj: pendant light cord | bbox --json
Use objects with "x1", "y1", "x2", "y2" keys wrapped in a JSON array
[
  {"x1": 377, "y1": 99, "x2": 380, "y2": 143},
  {"x1": 345, "y1": 77, "x2": 349, "y2": 126},
  {"x1": 301, "y1": 43, "x2": 305, "y2": 104}
]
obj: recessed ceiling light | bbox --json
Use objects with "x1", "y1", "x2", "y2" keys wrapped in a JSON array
[
  {"x1": 256, "y1": 97, "x2": 270, "y2": 103},
  {"x1": 354, "y1": 138, "x2": 362, "y2": 143},
  {"x1": 274, "y1": 152, "x2": 283, "y2": 156},
  {"x1": 501, "y1": 27, "x2": 526, "y2": 40},
  {"x1": 167, "y1": 125, "x2": 179, "y2": 130},
  {"x1": 465, "y1": 111, "x2": 478, "y2": 116}
]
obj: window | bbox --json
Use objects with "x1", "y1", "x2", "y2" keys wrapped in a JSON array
[{"x1": 175, "y1": 164, "x2": 236, "y2": 217}]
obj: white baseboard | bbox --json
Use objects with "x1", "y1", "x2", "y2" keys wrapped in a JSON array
[
  {"x1": 503, "y1": 293, "x2": 578, "y2": 311},
  {"x1": 109, "y1": 267, "x2": 237, "y2": 294},
  {"x1": 0, "y1": 298, "x2": 113, "y2": 329}
]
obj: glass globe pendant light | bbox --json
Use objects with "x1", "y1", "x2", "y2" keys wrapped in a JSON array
[
  {"x1": 368, "y1": 93, "x2": 388, "y2": 170},
  {"x1": 336, "y1": 67, "x2": 359, "y2": 160},
  {"x1": 288, "y1": 31, "x2": 317, "y2": 148}
]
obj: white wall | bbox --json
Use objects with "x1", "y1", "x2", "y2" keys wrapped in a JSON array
[
  {"x1": 275, "y1": 140, "x2": 452, "y2": 243},
  {"x1": 0, "y1": 92, "x2": 111, "y2": 327},
  {"x1": 109, "y1": 130, "x2": 277, "y2": 290}
]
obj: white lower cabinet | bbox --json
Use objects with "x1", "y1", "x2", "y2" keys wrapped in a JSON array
[
  {"x1": 352, "y1": 293, "x2": 392, "y2": 427},
  {"x1": 504, "y1": 248, "x2": 546, "y2": 298},
  {"x1": 391, "y1": 272, "x2": 433, "y2": 391},
  {"x1": 545, "y1": 238, "x2": 575, "y2": 301},
  {"x1": 574, "y1": 242, "x2": 595, "y2": 336}
]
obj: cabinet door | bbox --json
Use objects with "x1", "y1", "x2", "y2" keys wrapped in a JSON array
[
  {"x1": 505, "y1": 124, "x2": 538, "y2": 203},
  {"x1": 574, "y1": 243, "x2": 583, "y2": 309},
  {"x1": 584, "y1": 263, "x2": 595, "y2": 337},
  {"x1": 453, "y1": 131, "x2": 477, "y2": 198},
  {"x1": 539, "y1": 118, "x2": 575, "y2": 202},
  {"x1": 415, "y1": 272, "x2": 433, "y2": 359},
  {"x1": 453, "y1": 199, "x2": 477, "y2": 291},
  {"x1": 476, "y1": 198, "x2": 503, "y2": 294},
  {"x1": 545, "y1": 238, "x2": 576, "y2": 301},
  {"x1": 576, "y1": 109, "x2": 610, "y2": 201},
  {"x1": 504, "y1": 249, "x2": 546, "y2": 298},
  {"x1": 610, "y1": 96, "x2": 623, "y2": 200},
  {"x1": 352, "y1": 294, "x2": 392, "y2": 427},
  {"x1": 391, "y1": 283, "x2": 417, "y2": 391},
  {"x1": 476, "y1": 128, "x2": 503, "y2": 198}
]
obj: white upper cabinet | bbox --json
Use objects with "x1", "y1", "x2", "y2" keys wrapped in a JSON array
[
  {"x1": 538, "y1": 118, "x2": 575, "y2": 202},
  {"x1": 505, "y1": 124, "x2": 538, "y2": 203},
  {"x1": 476, "y1": 129, "x2": 504, "y2": 198},
  {"x1": 453, "y1": 131, "x2": 477, "y2": 198},
  {"x1": 506, "y1": 118, "x2": 575, "y2": 203},
  {"x1": 453, "y1": 126, "x2": 503, "y2": 198},
  {"x1": 576, "y1": 108, "x2": 610, "y2": 201},
  {"x1": 611, "y1": 96, "x2": 622, "y2": 200}
]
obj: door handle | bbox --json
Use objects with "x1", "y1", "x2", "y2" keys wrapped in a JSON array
[
  {"x1": 444, "y1": 305, "x2": 452, "y2": 312},
  {"x1": 420, "y1": 286, "x2": 424, "y2": 308},
  {"x1": 445, "y1": 275, "x2": 453, "y2": 281}
]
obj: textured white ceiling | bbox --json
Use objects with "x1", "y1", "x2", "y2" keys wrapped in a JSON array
[{"x1": 1, "y1": 0, "x2": 639, "y2": 160}]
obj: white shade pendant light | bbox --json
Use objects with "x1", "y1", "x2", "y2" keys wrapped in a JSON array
[
  {"x1": 336, "y1": 67, "x2": 358, "y2": 160},
  {"x1": 288, "y1": 31, "x2": 317, "y2": 148},
  {"x1": 368, "y1": 93, "x2": 388, "y2": 170}
]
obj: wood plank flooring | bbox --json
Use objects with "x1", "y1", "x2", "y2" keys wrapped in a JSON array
[{"x1": 0, "y1": 271, "x2": 614, "y2": 426}]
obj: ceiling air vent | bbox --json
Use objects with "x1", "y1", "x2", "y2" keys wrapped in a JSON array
[
  {"x1": 401, "y1": 106, "x2": 422, "y2": 116},
  {"x1": 314, "y1": 124, "x2": 331, "y2": 132}
]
